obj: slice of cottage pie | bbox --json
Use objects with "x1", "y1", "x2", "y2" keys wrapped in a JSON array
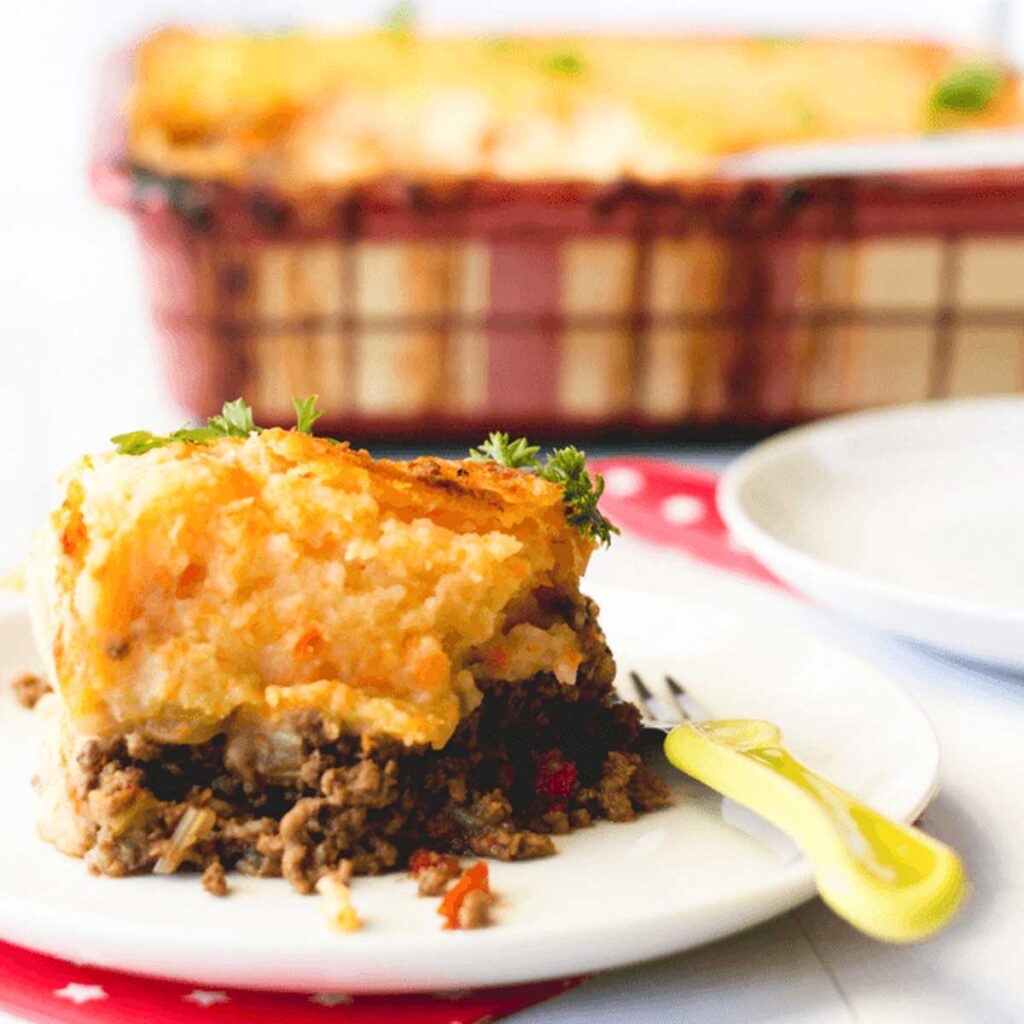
[{"x1": 25, "y1": 402, "x2": 667, "y2": 895}]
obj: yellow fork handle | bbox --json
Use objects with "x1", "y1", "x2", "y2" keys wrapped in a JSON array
[{"x1": 663, "y1": 719, "x2": 966, "y2": 942}]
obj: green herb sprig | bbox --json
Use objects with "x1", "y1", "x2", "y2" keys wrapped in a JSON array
[
  {"x1": 539, "y1": 49, "x2": 586, "y2": 77},
  {"x1": 293, "y1": 395, "x2": 323, "y2": 435},
  {"x1": 470, "y1": 432, "x2": 618, "y2": 546},
  {"x1": 486, "y1": 36, "x2": 515, "y2": 54},
  {"x1": 469, "y1": 432, "x2": 541, "y2": 469},
  {"x1": 382, "y1": 0, "x2": 416, "y2": 36},
  {"x1": 111, "y1": 396, "x2": 325, "y2": 455},
  {"x1": 927, "y1": 63, "x2": 1004, "y2": 128}
]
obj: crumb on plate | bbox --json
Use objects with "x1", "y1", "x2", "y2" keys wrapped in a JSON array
[
  {"x1": 316, "y1": 863, "x2": 361, "y2": 932},
  {"x1": 11, "y1": 672, "x2": 51, "y2": 710},
  {"x1": 409, "y1": 850, "x2": 462, "y2": 897},
  {"x1": 439, "y1": 861, "x2": 496, "y2": 930},
  {"x1": 201, "y1": 859, "x2": 229, "y2": 897}
]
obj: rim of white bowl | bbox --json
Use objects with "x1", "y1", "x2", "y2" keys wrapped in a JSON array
[{"x1": 718, "y1": 397, "x2": 1024, "y2": 629}]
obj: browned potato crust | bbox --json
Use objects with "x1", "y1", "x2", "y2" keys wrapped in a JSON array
[{"x1": 27, "y1": 430, "x2": 590, "y2": 748}]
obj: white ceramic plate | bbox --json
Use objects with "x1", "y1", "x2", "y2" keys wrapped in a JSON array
[
  {"x1": 719, "y1": 397, "x2": 1024, "y2": 669},
  {"x1": 0, "y1": 576, "x2": 938, "y2": 994}
]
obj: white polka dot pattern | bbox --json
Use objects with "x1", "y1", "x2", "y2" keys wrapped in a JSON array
[
  {"x1": 1, "y1": 938, "x2": 578, "y2": 1023},
  {"x1": 659, "y1": 495, "x2": 706, "y2": 526},
  {"x1": 54, "y1": 984, "x2": 107, "y2": 1005},
  {"x1": 309, "y1": 992, "x2": 354, "y2": 1006},
  {"x1": 184, "y1": 990, "x2": 231, "y2": 1007},
  {"x1": 602, "y1": 466, "x2": 645, "y2": 498}
]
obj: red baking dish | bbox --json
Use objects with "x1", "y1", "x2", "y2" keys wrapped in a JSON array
[{"x1": 93, "y1": 48, "x2": 1024, "y2": 440}]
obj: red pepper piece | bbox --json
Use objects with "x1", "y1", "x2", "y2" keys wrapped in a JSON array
[
  {"x1": 533, "y1": 749, "x2": 578, "y2": 807},
  {"x1": 438, "y1": 861, "x2": 490, "y2": 929}
]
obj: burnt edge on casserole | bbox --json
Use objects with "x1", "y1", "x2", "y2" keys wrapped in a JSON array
[{"x1": 41, "y1": 596, "x2": 669, "y2": 892}]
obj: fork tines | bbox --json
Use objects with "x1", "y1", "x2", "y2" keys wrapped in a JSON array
[{"x1": 628, "y1": 672, "x2": 692, "y2": 725}]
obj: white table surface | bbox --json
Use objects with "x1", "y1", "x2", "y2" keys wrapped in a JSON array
[{"x1": 1, "y1": 205, "x2": 1024, "y2": 1024}]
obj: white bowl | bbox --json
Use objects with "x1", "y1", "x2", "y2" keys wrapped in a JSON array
[{"x1": 719, "y1": 397, "x2": 1024, "y2": 670}]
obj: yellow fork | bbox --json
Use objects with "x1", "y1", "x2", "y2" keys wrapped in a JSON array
[{"x1": 630, "y1": 676, "x2": 966, "y2": 942}]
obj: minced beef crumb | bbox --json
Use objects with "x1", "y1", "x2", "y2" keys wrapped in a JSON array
[
  {"x1": 458, "y1": 889, "x2": 494, "y2": 929},
  {"x1": 11, "y1": 673, "x2": 51, "y2": 710},
  {"x1": 469, "y1": 827, "x2": 555, "y2": 861},
  {"x1": 417, "y1": 866, "x2": 452, "y2": 897},
  {"x1": 539, "y1": 810, "x2": 571, "y2": 835},
  {"x1": 201, "y1": 860, "x2": 229, "y2": 897},
  {"x1": 50, "y1": 593, "x2": 671, "y2": 894},
  {"x1": 410, "y1": 850, "x2": 461, "y2": 896},
  {"x1": 279, "y1": 797, "x2": 326, "y2": 894},
  {"x1": 600, "y1": 752, "x2": 641, "y2": 820},
  {"x1": 125, "y1": 733, "x2": 161, "y2": 761},
  {"x1": 76, "y1": 737, "x2": 116, "y2": 777}
]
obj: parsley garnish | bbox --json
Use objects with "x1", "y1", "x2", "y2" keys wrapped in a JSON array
[
  {"x1": 469, "y1": 432, "x2": 541, "y2": 469},
  {"x1": 539, "y1": 446, "x2": 618, "y2": 547},
  {"x1": 750, "y1": 36, "x2": 790, "y2": 53},
  {"x1": 540, "y1": 49, "x2": 586, "y2": 76},
  {"x1": 486, "y1": 36, "x2": 515, "y2": 54},
  {"x1": 382, "y1": 0, "x2": 416, "y2": 35},
  {"x1": 110, "y1": 425, "x2": 227, "y2": 455},
  {"x1": 794, "y1": 99, "x2": 820, "y2": 132},
  {"x1": 110, "y1": 396, "x2": 261, "y2": 454},
  {"x1": 928, "y1": 63, "x2": 1004, "y2": 124},
  {"x1": 293, "y1": 395, "x2": 324, "y2": 435},
  {"x1": 207, "y1": 397, "x2": 259, "y2": 438},
  {"x1": 469, "y1": 432, "x2": 618, "y2": 546},
  {"x1": 111, "y1": 396, "x2": 327, "y2": 454}
]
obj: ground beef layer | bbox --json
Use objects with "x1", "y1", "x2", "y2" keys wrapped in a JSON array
[{"x1": 42, "y1": 601, "x2": 669, "y2": 893}]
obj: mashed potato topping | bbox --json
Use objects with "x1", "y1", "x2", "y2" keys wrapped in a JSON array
[
  {"x1": 26, "y1": 430, "x2": 591, "y2": 748},
  {"x1": 128, "y1": 31, "x2": 1022, "y2": 187}
]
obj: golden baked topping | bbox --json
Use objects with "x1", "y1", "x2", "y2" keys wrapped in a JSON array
[
  {"x1": 26, "y1": 426, "x2": 594, "y2": 748},
  {"x1": 127, "y1": 30, "x2": 1022, "y2": 187}
]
